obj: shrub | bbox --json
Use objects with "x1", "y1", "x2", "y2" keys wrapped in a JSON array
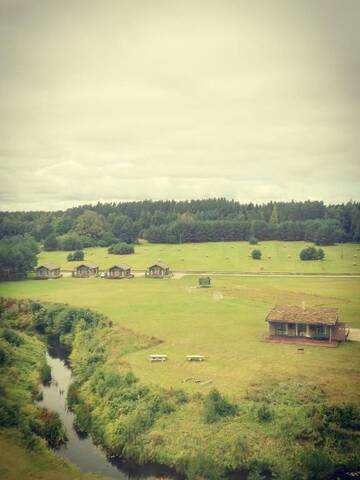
[
  {"x1": 320, "y1": 403, "x2": 360, "y2": 430},
  {"x1": 108, "y1": 242, "x2": 134, "y2": 255},
  {"x1": 300, "y1": 247, "x2": 325, "y2": 261},
  {"x1": 186, "y1": 453, "x2": 225, "y2": 480},
  {"x1": 0, "y1": 396, "x2": 19, "y2": 427},
  {"x1": 203, "y1": 389, "x2": 238, "y2": 423},
  {"x1": 40, "y1": 363, "x2": 52, "y2": 385},
  {"x1": 67, "y1": 249, "x2": 84, "y2": 261},
  {"x1": 1, "y1": 328, "x2": 22, "y2": 346},
  {"x1": 256, "y1": 403, "x2": 273, "y2": 422},
  {"x1": 29, "y1": 408, "x2": 67, "y2": 447},
  {"x1": 251, "y1": 249, "x2": 262, "y2": 260},
  {"x1": 298, "y1": 447, "x2": 334, "y2": 480},
  {"x1": 0, "y1": 341, "x2": 12, "y2": 365},
  {"x1": 249, "y1": 237, "x2": 259, "y2": 245}
]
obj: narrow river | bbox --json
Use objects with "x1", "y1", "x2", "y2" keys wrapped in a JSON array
[{"x1": 37, "y1": 337, "x2": 181, "y2": 480}]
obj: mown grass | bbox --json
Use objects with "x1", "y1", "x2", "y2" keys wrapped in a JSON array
[
  {"x1": 0, "y1": 431, "x2": 105, "y2": 480},
  {"x1": 37, "y1": 241, "x2": 360, "y2": 273},
  {"x1": 1, "y1": 275, "x2": 359, "y2": 404}
]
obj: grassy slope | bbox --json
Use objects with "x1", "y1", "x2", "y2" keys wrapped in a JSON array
[
  {"x1": 37, "y1": 241, "x2": 360, "y2": 273},
  {"x1": 0, "y1": 431, "x2": 104, "y2": 480},
  {"x1": 1, "y1": 275, "x2": 359, "y2": 403}
]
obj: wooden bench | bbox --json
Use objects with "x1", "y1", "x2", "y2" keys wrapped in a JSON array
[
  {"x1": 186, "y1": 355, "x2": 205, "y2": 362},
  {"x1": 149, "y1": 354, "x2": 168, "y2": 362}
]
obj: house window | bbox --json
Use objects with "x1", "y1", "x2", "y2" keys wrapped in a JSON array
[
  {"x1": 297, "y1": 324, "x2": 306, "y2": 337},
  {"x1": 275, "y1": 323, "x2": 287, "y2": 336},
  {"x1": 314, "y1": 325, "x2": 330, "y2": 340}
]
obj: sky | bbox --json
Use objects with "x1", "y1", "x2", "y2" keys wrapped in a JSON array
[{"x1": 0, "y1": 0, "x2": 359, "y2": 211}]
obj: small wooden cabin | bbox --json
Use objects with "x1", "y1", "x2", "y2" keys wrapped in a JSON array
[
  {"x1": 72, "y1": 263, "x2": 99, "y2": 278},
  {"x1": 106, "y1": 264, "x2": 133, "y2": 279},
  {"x1": 199, "y1": 276, "x2": 211, "y2": 288},
  {"x1": 34, "y1": 264, "x2": 61, "y2": 280},
  {"x1": 146, "y1": 262, "x2": 172, "y2": 278},
  {"x1": 266, "y1": 305, "x2": 347, "y2": 345}
]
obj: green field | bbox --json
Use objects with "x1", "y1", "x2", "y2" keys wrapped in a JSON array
[
  {"x1": 1, "y1": 273, "x2": 360, "y2": 403},
  {"x1": 37, "y1": 241, "x2": 360, "y2": 274},
  {"x1": 0, "y1": 431, "x2": 104, "y2": 480}
]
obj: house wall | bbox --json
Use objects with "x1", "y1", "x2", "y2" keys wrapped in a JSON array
[
  {"x1": 150, "y1": 266, "x2": 164, "y2": 276},
  {"x1": 49, "y1": 269, "x2": 60, "y2": 278},
  {"x1": 36, "y1": 267, "x2": 49, "y2": 277},
  {"x1": 77, "y1": 266, "x2": 89, "y2": 276}
]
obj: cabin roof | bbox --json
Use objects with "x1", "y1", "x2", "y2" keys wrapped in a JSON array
[
  {"x1": 266, "y1": 305, "x2": 339, "y2": 326},
  {"x1": 76, "y1": 263, "x2": 98, "y2": 269},
  {"x1": 149, "y1": 262, "x2": 169, "y2": 269},
  {"x1": 108, "y1": 264, "x2": 131, "y2": 270},
  {"x1": 36, "y1": 263, "x2": 60, "y2": 271}
]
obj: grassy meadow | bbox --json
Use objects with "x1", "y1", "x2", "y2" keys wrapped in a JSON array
[
  {"x1": 37, "y1": 241, "x2": 360, "y2": 274},
  {"x1": 1, "y1": 273, "x2": 360, "y2": 403},
  {"x1": 0, "y1": 432, "x2": 105, "y2": 480}
]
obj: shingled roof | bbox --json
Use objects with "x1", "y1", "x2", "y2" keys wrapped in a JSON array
[
  {"x1": 108, "y1": 264, "x2": 131, "y2": 270},
  {"x1": 266, "y1": 305, "x2": 339, "y2": 326},
  {"x1": 36, "y1": 264, "x2": 60, "y2": 271},
  {"x1": 76, "y1": 263, "x2": 98, "y2": 269},
  {"x1": 149, "y1": 262, "x2": 169, "y2": 269}
]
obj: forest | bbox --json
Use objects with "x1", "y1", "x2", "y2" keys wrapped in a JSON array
[{"x1": 0, "y1": 200, "x2": 359, "y2": 250}]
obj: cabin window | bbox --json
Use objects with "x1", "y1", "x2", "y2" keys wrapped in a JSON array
[
  {"x1": 297, "y1": 324, "x2": 306, "y2": 337},
  {"x1": 314, "y1": 325, "x2": 330, "y2": 339},
  {"x1": 275, "y1": 323, "x2": 287, "y2": 336}
]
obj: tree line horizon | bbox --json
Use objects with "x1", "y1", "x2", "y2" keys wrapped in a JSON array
[{"x1": 0, "y1": 199, "x2": 359, "y2": 250}]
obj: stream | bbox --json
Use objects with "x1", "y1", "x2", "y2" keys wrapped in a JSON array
[{"x1": 37, "y1": 336, "x2": 181, "y2": 480}]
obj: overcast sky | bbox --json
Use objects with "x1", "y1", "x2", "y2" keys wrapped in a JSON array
[{"x1": 0, "y1": 0, "x2": 359, "y2": 211}]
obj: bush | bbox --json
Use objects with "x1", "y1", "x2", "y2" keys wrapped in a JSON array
[
  {"x1": 299, "y1": 247, "x2": 325, "y2": 261},
  {"x1": 32, "y1": 408, "x2": 67, "y2": 447},
  {"x1": 67, "y1": 249, "x2": 84, "y2": 261},
  {"x1": 108, "y1": 242, "x2": 134, "y2": 255},
  {"x1": 40, "y1": 363, "x2": 52, "y2": 385},
  {"x1": 0, "y1": 342, "x2": 12, "y2": 365},
  {"x1": 186, "y1": 453, "x2": 225, "y2": 480},
  {"x1": 203, "y1": 389, "x2": 238, "y2": 423},
  {"x1": 0, "y1": 396, "x2": 19, "y2": 427},
  {"x1": 1, "y1": 328, "x2": 22, "y2": 346},
  {"x1": 249, "y1": 237, "x2": 259, "y2": 245},
  {"x1": 256, "y1": 403, "x2": 273, "y2": 422},
  {"x1": 251, "y1": 249, "x2": 262, "y2": 260},
  {"x1": 298, "y1": 447, "x2": 334, "y2": 480}
]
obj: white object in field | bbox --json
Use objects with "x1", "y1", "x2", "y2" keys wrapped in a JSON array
[
  {"x1": 186, "y1": 355, "x2": 205, "y2": 361},
  {"x1": 149, "y1": 354, "x2": 168, "y2": 362}
]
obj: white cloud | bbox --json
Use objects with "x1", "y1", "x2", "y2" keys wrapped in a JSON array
[{"x1": 0, "y1": 0, "x2": 359, "y2": 210}]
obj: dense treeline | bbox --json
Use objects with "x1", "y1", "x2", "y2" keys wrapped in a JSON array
[{"x1": 0, "y1": 200, "x2": 359, "y2": 249}]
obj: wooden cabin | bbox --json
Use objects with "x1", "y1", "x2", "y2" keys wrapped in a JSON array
[
  {"x1": 199, "y1": 276, "x2": 211, "y2": 288},
  {"x1": 34, "y1": 264, "x2": 62, "y2": 280},
  {"x1": 146, "y1": 262, "x2": 172, "y2": 278},
  {"x1": 266, "y1": 305, "x2": 347, "y2": 346},
  {"x1": 106, "y1": 264, "x2": 133, "y2": 279},
  {"x1": 72, "y1": 263, "x2": 99, "y2": 278}
]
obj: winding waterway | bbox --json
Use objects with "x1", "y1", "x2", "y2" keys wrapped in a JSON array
[{"x1": 37, "y1": 337, "x2": 181, "y2": 480}]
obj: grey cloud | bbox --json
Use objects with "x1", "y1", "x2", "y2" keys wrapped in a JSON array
[{"x1": 0, "y1": 0, "x2": 359, "y2": 210}]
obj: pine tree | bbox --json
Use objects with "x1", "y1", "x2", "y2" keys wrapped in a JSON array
[{"x1": 270, "y1": 205, "x2": 279, "y2": 224}]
